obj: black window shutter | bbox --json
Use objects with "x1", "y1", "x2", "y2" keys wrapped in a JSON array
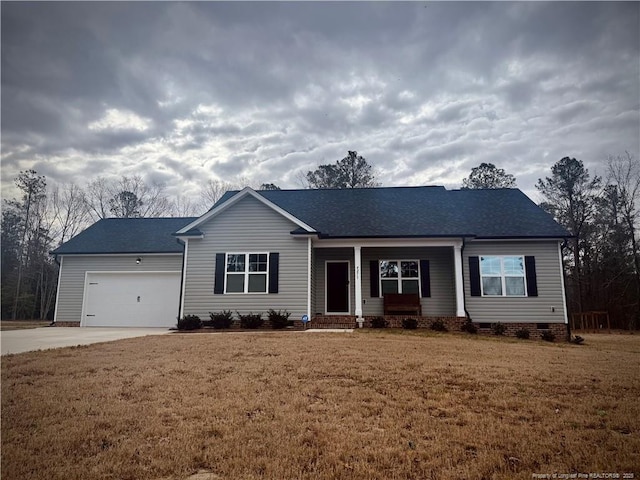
[
  {"x1": 469, "y1": 256, "x2": 481, "y2": 296},
  {"x1": 214, "y1": 253, "x2": 225, "y2": 294},
  {"x1": 525, "y1": 256, "x2": 538, "y2": 297},
  {"x1": 370, "y1": 260, "x2": 379, "y2": 297},
  {"x1": 269, "y1": 253, "x2": 279, "y2": 293},
  {"x1": 420, "y1": 260, "x2": 431, "y2": 297}
]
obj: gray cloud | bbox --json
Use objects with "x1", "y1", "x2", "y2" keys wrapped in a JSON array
[{"x1": 1, "y1": 2, "x2": 638, "y2": 202}]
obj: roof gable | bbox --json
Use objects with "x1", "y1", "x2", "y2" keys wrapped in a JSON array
[{"x1": 175, "y1": 187, "x2": 316, "y2": 235}]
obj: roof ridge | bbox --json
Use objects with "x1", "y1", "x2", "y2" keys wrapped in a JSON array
[
  {"x1": 101, "y1": 216, "x2": 198, "y2": 220},
  {"x1": 252, "y1": 185, "x2": 448, "y2": 193}
]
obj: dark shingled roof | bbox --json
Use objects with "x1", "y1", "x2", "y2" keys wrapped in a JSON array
[
  {"x1": 54, "y1": 187, "x2": 568, "y2": 255},
  {"x1": 51, "y1": 217, "x2": 197, "y2": 255},
  {"x1": 216, "y1": 186, "x2": 569, "y2": 239}
]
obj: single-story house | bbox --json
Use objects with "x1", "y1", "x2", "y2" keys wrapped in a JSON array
[{"x1": 51, "y1": 185, "x2": 570, "y2": 338}]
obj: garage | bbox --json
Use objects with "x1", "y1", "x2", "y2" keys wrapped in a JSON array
[{"x1": 82, "y1": 272, "x2": 181, "y2": 327}]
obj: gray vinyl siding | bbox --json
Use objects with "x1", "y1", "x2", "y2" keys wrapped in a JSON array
[
  {"x1": 55, "y1": 254, "x2": 183, "y2": 323},
  {"x1": 312, "y1": 246, "x2": 456, "y2": 316},
  {"x1": 183, "y1": 195, "x2": 309, "y2": 319},
  {"x1": 463, "y1": 240, "x2": 566, "y2": 324},
  {"x1": 362, "y1": 247, "x2": 455, "y2": 316}
]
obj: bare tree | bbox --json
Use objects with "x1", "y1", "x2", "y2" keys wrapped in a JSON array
[
  {"x1": 607, "y1": 152, "x2": 640, "y2": 311},
  {"x1": 294, "y1": 170, "x2": 310, "y2": 188},
  {"x1": 170, "y1": 195, "x2": 203, "y2": 217},
  {"x1": 113, "y1": 175, "x2": 173, "y2": 217},
  {"x1": 51, "y1": 183, "x2": 90, "y2": 245},
  {"x1": 198, "y1": 177, "x2": 259, "y2": 210},
  {"x1": 85, "y1": 175, "x2": 173, "y2": 219},
  {"x1": 85, "y1": 177, "x2": 112, "y2": 221},
  {"x1": 200, "y1": 179, "x2": 232, "y2": 207}
]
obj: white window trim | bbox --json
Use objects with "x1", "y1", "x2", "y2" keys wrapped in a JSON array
[
  {"x1": 224, "y1": 252, "x2": 270, "y2": 294},
  {"x1": 378, "y1": 259, "x2": 421, "y2": 297},
  {"x1": 480, "y1": 255, "x2": 528, "y2": 297}
]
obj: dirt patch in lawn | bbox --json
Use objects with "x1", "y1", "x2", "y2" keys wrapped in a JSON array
[{"x1": 2, "y1": 332, "x2": 639, "y2": 480}]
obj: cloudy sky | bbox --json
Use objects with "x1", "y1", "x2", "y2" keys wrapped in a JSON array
[{"x1": 2, "y1": 1, "x2": 639, "y2": 203}]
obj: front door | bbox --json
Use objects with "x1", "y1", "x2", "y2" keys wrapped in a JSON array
[{"x1": 326, "y1": 261, "x2": 350, "y2": 314}]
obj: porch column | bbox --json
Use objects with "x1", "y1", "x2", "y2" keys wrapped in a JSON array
[
  {"x1": 307, "y1": 237, "x2": 312, "y2": 319},
  {"x1": 354, "y1": 245, "x2": 363, "y2": 319},
  {"x1": 453, "y1": 244, "x2": 465, "y2": 317}
]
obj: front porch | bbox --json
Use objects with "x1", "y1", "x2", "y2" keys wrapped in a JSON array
[{"x1": 310, "y1": 239, "x2": 467, "y2": 321}]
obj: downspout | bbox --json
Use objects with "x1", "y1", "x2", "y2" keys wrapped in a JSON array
[
  {"x1": 560, "y1": 238, "x2": 571, "y2": 339},
  {"x1": 50, "y1": 254, "x2": 61, "y2": 326},
  {"x1": 177, "y1": 238, "x2": 186, "y2": 322}
]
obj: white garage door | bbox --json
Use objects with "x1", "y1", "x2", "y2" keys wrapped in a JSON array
[{"x1": 83, "y1": 272, "x2": 181, "y2": 327}]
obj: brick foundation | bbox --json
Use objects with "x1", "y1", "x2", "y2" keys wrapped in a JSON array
[
  {"x1": 363, "y1": 315, "x2": 467, "y2": 331},
  {"x1": 310, "y1": 315, "x2": 467, "y2": 330},
  {"x1": 312, "y1": 315, "x2": 568, "y2": 341},
  {"x1": 475, "y1": 322, "x2": 569, "y2": 341},
  {"x1": 53, "y1": 322, "x2": 80, "y2": 327}
]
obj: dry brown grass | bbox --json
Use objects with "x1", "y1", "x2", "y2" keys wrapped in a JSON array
[
  {"x1": 0, "y1": 320, "x2": 51, "y2": 331},
  {"x1": 2, "y1": 331, "x2": 639, "y2": 480}
]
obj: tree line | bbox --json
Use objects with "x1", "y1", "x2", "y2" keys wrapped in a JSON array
[
  {"x1": 2, "y1": 151, "x2": 638, "y2": 328},
  {"x1": 463, "y1": 156, "x2": 639, "y2": 329},
  {"x1": 0, "y1": 172, "x2": 276, "y2": 320}
]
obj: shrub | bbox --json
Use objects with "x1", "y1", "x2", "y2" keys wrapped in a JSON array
[
  {"x1": 177, "y1": 315, "x2": 202, "y2": 331},
  {"x1": 492, "y1": 322, "x2": 506, "y2": 336},
  {"x1": 402, "y1": 318, "x2": 418, "y2": 330},
  {"x1": 430, "y1": 319, "x2": 448, "y2": 332},
  {"x1": 461, "y1": 318, "x2": 477, "y2": 334},
  {"x1": 238, "y1": 312, "x2": 264, "y2": 329},
  {"x1": 570, "y1": 335, "x2": 584, "y2": 345},
  {"x1": 515, "y1": 328, "x2": 530, "y2": 339},
  {"x1": 541, "y1": 330, "x2": 555, "y2": 342},
  {"x1": 267, "y1": 309, "x2": 291, "y2": 329},
  {"x1": 209, "y1": 310, "x2": 234, "y2": 329},
  {"x1": 370, "y1": 317, "x2": 388, "y2": 328}
]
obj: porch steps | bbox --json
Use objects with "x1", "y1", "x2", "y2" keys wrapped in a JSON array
[{"x1": 309, "y1": 316, "x2": 357, "y2": 330}]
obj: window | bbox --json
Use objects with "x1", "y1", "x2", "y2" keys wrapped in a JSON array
[
  {"x1": 379, "y1": 260, "x2": 420, "y2": 296},
  {"x1": 225, "y1": 253, "x2": 268, "y2": 293},
  {"x1": 480, "y1": 256, "x2": 526, "y2": 296}
]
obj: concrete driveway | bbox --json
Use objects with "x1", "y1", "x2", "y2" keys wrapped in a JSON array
[{"x1": 1, "y1": 327, "x2": 171, "y2": 355}]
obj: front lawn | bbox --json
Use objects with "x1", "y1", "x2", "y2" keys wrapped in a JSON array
[
  {"x1": 1, "y1": 320, "x2": 51, "y2": 331},
  {"x1": 2, "y1": 331, "x2": 639, "y2": 480}
]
